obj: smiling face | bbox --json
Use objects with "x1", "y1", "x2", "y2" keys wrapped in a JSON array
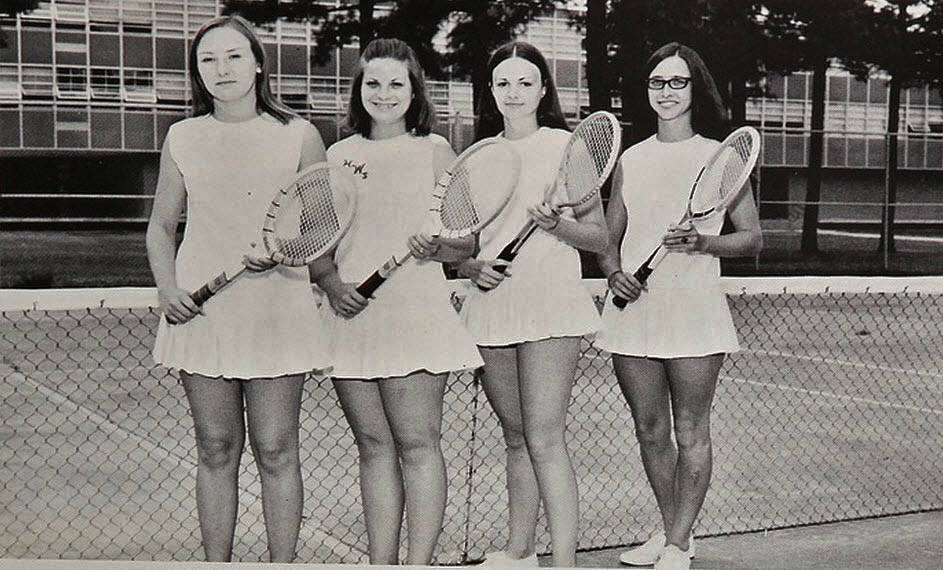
[
  {"x1": 360, "y1": 57, "x2": 413, "y2": 130},
  {"x1": 647, "y1": 55, "x2": 693, "y2": 123},
  {"x1": 195, "y1": 26, "x2": 258, "y2": 105},
  {"x1": 490, "y1": 56, "x2": 545, "y2": 123}
]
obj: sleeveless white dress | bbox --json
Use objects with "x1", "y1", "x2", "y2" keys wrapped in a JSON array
[
  {"x1": 596, "y1": 134, "x2": 740, "y2": 358},
  {"x1": 323, "y1": 132, "x2": 484, "y2": 379},
  {"x1": 153, "y1": 114, "x2": 331, "y2": 379},
  {"x1": 460, "y1": 128, "x2": 601, "y2": 346}
]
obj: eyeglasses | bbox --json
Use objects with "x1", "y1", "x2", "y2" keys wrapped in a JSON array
[{"x1": 647, "y1": 77, "x2": 692, "y2": 90}]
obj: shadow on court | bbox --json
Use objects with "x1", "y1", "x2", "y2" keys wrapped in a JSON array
[{"x1": 569, "y1": 510, "x2": 943, "y2": 569}]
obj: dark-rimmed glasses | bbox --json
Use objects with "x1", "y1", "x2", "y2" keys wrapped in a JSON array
[{"x1": 647, "y1": 77, "x2": 691, "y2": 90}]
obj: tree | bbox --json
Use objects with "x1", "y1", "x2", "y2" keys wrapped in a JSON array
[
  {"x1": 574, "y1": 0, "x2": 611, "y2": 113},
  {"x1": 227, "y1": 0, "x2": 555, "y2": 112},
  {"x1": 763, "y1": 0, "x2": 870, "y2": 253},
  {"x1": 443, "y1": 0, "x2": 557, "y2": 115},
  {"x1": 603, "y1": 0, "x2": 770, "y2": 141},
  {"x1": 846, "y1": 0, "x2": 943, "y2": 253},
  {"x1": 0, "y1": 0, "x2": 39, "y2": 48}
]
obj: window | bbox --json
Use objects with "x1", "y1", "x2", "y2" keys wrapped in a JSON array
[
  {"x1": 123, "y1": 69, "x2": 156, "y2": 103},
  {"x1": 55, "y1": 66, "x2": 90, "y2": 99},
  {"x1": 90, "y1": 68, "x2": 121, "y2": 99}
]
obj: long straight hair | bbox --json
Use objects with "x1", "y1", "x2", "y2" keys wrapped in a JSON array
[
  {"x1": 475, "y1": 41, "x2": 569, "y2": 141},
  {"x1": 346, "y1": 38, "x2": 436, "y2": 138},
  {"x1": 188, "y1": 15, "x2": 296, "y2": 124},
  {"x1": 633, "y1": 42, "x2": 728, "y2": 142}
]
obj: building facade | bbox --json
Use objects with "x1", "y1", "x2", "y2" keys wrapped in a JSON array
[{"x1": 1, "y1": 0, "x2": 942, "y2": 224}]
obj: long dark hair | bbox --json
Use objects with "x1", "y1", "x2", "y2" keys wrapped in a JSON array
[
  {"x1": 475, "y1": 41, "x2": 569, "y2": 141},
  {"x1": 346, "y1": 38, "x2": 435, "y2": 138},
  {"x1": 632, "y1": 42, "x2": 728, "y2": 141},
  {"x1": 188, "y1": 15, "x2": 296, "y2": 124}
]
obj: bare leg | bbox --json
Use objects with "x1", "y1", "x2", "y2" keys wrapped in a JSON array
[
  {"x1": 664, "y1": 354, "x2": 723, "y2": 551},
  {"x1": 379, "y1": 371, "x2": 448, "y2": 565},
  {"x1": 517, "y1": 337, "x2": 581, "y2": 568},
  {"x1": 332, "y1": 378, "x2": 404, "y2": 564},
  {"x1": 244, "y1": 374, "x2": 305, "y2": 562},
  {"x1": 612, "y1": 355, "x2": 676, "y2": 535},
  {"x1": 479, "y1": 346, "x2": 539, "y2": 560},
  {"x1": 182, "y1": 373, "x2": 245, "y2": 562}
]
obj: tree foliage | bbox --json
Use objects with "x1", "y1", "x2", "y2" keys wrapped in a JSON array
[
  {"x1": 226, "y1": 0, "x2": 556, "y2": 110},
  {"x1": 0, "y1": 0, "x2": 39, "y2": 48}
]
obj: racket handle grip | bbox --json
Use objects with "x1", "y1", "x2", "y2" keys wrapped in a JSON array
[
  {"x1": 356, "y1": 271, "x2": 386, "y2": 299},
  {"x1": 190, "y1": 271, "x2": 231, "y2": 307},
  {"x1": 476, "y1": 252, "x2": 514, "y2": 292},
  {"x1": 633, "y1": 264, "x2": 653, "y2": 285},
  {"x1": 611, "y1": 265, "x2": 652, "y2": 309}
]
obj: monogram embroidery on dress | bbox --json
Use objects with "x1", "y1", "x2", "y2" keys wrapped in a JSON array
[{"x1": 342, "y1": 158, "x2": 369, "y2": 179}]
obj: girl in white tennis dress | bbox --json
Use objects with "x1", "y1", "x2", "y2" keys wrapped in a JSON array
[
  {"x1": 455, "y1": 41, "x2": 608, "y2": 569},
  {"x1": 309, "y1": 39, "x2": 482, "y2": 566},
  {"x1": 596, "y1": 43, "x2": 762, "y2": 570},
  {"x1": 146, "y1": 16, "x2": 329, "y2": 562}
]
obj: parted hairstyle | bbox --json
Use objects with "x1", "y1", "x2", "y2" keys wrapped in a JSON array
[
  {"x1": 634, "y1": 42, "x2": 728, "y2": 141},
  {"x1": 475, "y1": 41, "x2": 570, "y2": 140},
  {"x1": 188, "y1": 14, "x2": 296, "y2": 125}
]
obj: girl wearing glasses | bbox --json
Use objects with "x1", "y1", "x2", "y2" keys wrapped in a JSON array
[{"x1": 596, "y1": 43, "x2": 761, "y2": 570}]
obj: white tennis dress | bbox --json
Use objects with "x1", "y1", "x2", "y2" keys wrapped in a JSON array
[
  {"x1": 323, "y1": 132, "x2": 484, "y2": 379},
  {"x1": 460, "y1": 127, "x2": 601, "y2": 346},
  {"x1": 153, "y1": 114, "x2": 331, "y2": 379},
  {"x1": 596, "y1": 134, "x2": 740, "y2": 358}
]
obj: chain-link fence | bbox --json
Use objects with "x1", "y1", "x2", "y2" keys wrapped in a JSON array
[{"x1": 1, "y1": 279, "x2": 941, "y2": 563}]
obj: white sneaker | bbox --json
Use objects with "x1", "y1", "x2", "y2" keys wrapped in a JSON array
[
  {"x1": 654, "y1": 544, "x2": 691, "y2": 570},
  {"x1": 619, "y1": 533, "x2": 696, "y2": 566},
  {"x1": 479, "y1": 551, "x2": 539, "y2": 567}
]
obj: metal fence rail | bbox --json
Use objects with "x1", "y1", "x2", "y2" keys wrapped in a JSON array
[{"x1": 2, "y1": 279, "x2": 941, "y2": 563}]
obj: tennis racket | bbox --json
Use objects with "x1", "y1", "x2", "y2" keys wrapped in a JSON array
[
  {"x1": 612, "y1": 126, "x2": 760, "y2": 308},
  {"x1": 354, "y1": 137, "x2": 520, "y2": 299},
  {"x1": 484, "y1": 110, "x2": 621, "y2": 289},
  {"x1": 189, "y1": 162, "x2": 358, "y2": 306}
]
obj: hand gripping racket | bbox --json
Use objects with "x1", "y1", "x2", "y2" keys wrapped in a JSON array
[
  {"x1": 484, "y1": 111, "x2": 622, "y2": 289},
  {"x1": 612, "y1": 126, "x2": 760, "y2": 308},
  {"x1": 189, "y1": 163, "x2": 358, "y2": 306},
  {"x1": 354, "y1": 137, "x2": 521, "y2": 299}
]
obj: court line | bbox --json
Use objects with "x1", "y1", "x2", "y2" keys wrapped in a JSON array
[
  {"x1": 765, "y1": 227, "x2": 943, "y2": 244},
  {"x1": 7, "y1": 368, "x2": 363, "y2": 559},
  {"x1": 721, "y1": 374, "x2": 943, "y2": 416},
  {"x1": 742, "y1": 347, "x2": 943, "y2": 382}
]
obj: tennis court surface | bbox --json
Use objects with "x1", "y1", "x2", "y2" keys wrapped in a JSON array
[{"x1": 1, "y1": 277, "x2": 941, "y2": 565}]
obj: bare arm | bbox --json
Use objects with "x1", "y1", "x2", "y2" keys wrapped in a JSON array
[
  {"x1": 146, "y1": 136, "x2": 201, "y2": 323},
  {"x1": 663, "y1": 180, "x2": 763, "y2": 257},
  {"x1": 596, "y1": 163, "x2": 626, "y2": 278},
  {"x1": 595, "y1": 163, "x2": 645, "y2": 304},
  {"x1": 308, "y1": 253, "x2": 369, "y2": 318},
  {"x1": 528, "y1": 186, "x2": 609, "y2": 253},
  {"x1": 298, "y1": 120, "x2": 328, "y2": 169}
]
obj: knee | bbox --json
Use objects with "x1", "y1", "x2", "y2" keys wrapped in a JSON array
[
  {"x1": 196, "y1": 434, "x2": 242, "y2": 471},
  {"x1": 633, "y1": 416, "x2": 672, "y2": 449},
  {"x1": 501, "y1": 424, "x2": 528, "y2": 456},
  {"x1": 354, "y1": 431, "x2": 397, "y2": 463},
  {"x1": 523, "y1": 428, "x2": 566, "y2": 466},
  {"x1": 673, "y1": 418, "x2": 711, "y2": 455},
  {"x1": 394, "y1": 430, "x2": 442, "y2": 466},
  {"x1": 253, "y1": 436, "x2": 299, "y2": 477}
]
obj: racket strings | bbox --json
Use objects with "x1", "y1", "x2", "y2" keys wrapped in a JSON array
[
  {"x1": 435, "y1": 144, "x2": 520, "y2": 237},
  {"x1": 690, "y1": 133, "x2": 755, "y2": 215},
  {"x1": 273, "y1": 176, "x2": 343, "y2": 260},
  {"x1": 561, "y1": 122, "x2": 617, "y2": 205},
  {"x1": 438, "y1": 167, "x2": 481, "y2": 232}
]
